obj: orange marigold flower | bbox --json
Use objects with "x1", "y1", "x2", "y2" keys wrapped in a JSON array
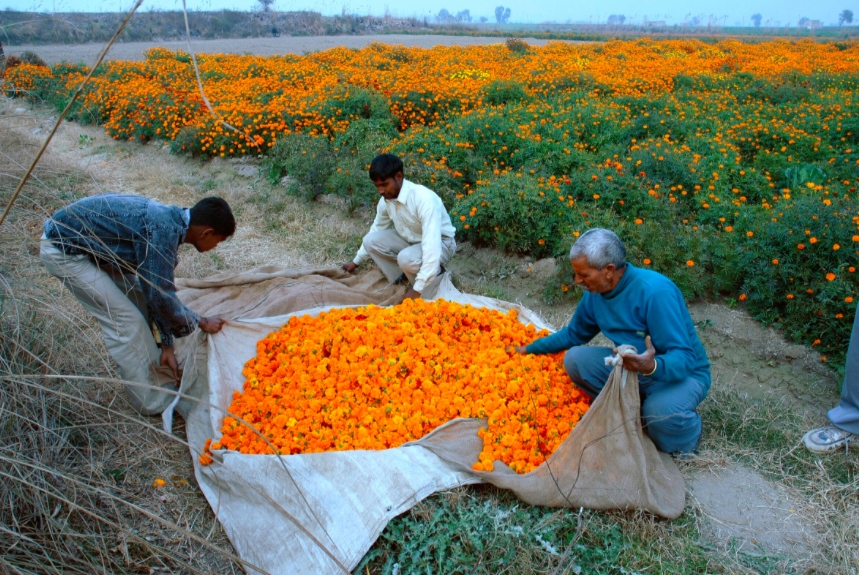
[
  {"x1": 746, "y1": 231, "x2": 754, "y2": 237},
  {"x1": 686, "y1": 260, "x2": 695, "y2": 267},
  {"x1": 643, "y1": 258, "x2": 651, "y2": 265},
  {"x1": 772, "y1": 259, "x2": 779, "y2": 265},
  {"x1": 739, "y1": 294, "x2": 747, "y2": 301},
  {"x1": 152, "y1": 478, "x2": 166, "y2": 489},
  {"x1": 786, "y1": 294, "x2": 795, "y2": 299},
  {"x1": 211, "y1": 300, "x2": 590, "y2": 474},
  {"x1": 833, "y1": 244, "x2": 841, "y2": 250},
  {"x1": 847, "y1": 297, "x2": 855, "y2": 303},
  {"x1": 826, "y1": 272, "x2": 836, "y2": 281},
  {"x1": 797, "y1": 243, "x2": 805, "y2": 250}
]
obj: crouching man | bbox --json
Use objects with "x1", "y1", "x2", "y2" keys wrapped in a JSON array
[
  {"x1": 41, "y1": 194, "x2": 235, "y2": 415},
  {"x1": 516, "y1": 228, "x2": 711, "y2": 456},
  {"x1": 341, "y1": 154, "x2": 456, "y2": 300}
]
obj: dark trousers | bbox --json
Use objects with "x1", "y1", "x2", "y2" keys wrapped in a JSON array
[{"x1": 564, "y1": 346, "x2": 708, "y2": 454}]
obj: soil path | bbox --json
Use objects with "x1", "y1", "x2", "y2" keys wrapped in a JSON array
[
  {"x1": 6, "y1": 34, "x2": 584, "y2": 65},
  {"x1": 3, "y1": 95, "x2": 843, "y2": 566}
]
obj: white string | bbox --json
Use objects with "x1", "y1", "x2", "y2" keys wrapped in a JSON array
[{"x1": 180, "y1": 0, "x2": 262, "y2": 154}]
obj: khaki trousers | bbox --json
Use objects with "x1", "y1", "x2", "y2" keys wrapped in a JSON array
[
  {"x1": 40, "y1": 236, "x2": 177, "y2": 415},
  {"x1": 362, "y1": 229, "x2": 456, "y2": 286}
]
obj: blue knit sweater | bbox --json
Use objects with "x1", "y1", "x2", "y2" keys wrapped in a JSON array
[{"x1": 526, "y1": 264, "x2": 711, "y2": 387}]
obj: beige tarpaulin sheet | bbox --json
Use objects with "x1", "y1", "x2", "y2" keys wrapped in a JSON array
[{"x1": 165, "y1": 266, "x2": 685, "y2": 575}]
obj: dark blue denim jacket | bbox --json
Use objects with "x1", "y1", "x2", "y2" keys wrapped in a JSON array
[{"x1": 44, "y1": 194, "x2": 200, "y2": 347}]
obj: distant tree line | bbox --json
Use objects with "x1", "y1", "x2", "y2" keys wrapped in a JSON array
[
  {"x1": 435, "y1": 9, "x2": 473, "y2": 23},
  {"x1": 0, "y1": 9, "x2": 436, "y2": 45},
  {"x1": 434, "y1": 6, "x2": 510, "y2": 24},
  {"x1": 600, "y1": 10, "x2": 856, "y2": 28}
]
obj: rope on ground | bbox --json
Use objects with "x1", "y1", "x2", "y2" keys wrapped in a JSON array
[{"x1": 0, "y1": 0, "x2": 144, "y2": 229}]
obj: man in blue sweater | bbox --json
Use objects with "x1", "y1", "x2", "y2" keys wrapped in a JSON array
[{"x1": 516, "y1": 228, "x2": 711, "y2": 455}]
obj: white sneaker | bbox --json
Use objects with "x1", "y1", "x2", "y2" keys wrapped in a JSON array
[{"x1": 802, "y1": 425, "x2": 855, "y2": 453}]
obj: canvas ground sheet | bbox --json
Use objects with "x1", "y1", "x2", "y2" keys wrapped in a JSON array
[{"x1": 165, "y1": 266, "x2": 685, "y2": 575}]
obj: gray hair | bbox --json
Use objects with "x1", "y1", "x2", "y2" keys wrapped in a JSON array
[{"x1": 569, "y1": 228, "x2": 627, "y2": 269}]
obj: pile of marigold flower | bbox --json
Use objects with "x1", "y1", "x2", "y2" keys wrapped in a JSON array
[{"x1": 201, "y1": 299, "x2": 590, "y2": 474}]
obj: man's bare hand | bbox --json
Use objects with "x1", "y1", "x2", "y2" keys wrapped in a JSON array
[
  {"x1": 160, "y1": 347, "x2": 183, "y2": 385},
  {"x1": 342, "y1": 262, "x2": 358, "y2": 273},
  {"x1": 199, "y1": 317, "x2": 226, "y2": 334},
  {"x1": 615, "y1": 335, "x2": 657, "y2": 374},
  {"x1": 401, "y1": 289, "x2": 421, "y2": 301},
  {"x1": 509, "y1": 345, "x2": 527, "y2": 355}
]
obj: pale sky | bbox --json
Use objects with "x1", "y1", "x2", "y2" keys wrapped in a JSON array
[{"x1": 2, "y1": 0, "x2": 855, "y2": 26}]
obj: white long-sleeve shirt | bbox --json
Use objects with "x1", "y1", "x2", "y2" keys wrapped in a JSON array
[{"x1": 353, "y1": 179, "x2": 456, "y2": 291}]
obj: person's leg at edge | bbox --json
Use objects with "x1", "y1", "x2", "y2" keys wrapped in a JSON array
[
  {"x1": 804, "y1": 310, "x2": 859, "y2": 451},
  {"x1": 40, "y1": 237, "x2": 175, "y2": 415},
  {"x1": 640, "y1": 377, "x2": 708, "y2": 455},
  {"x1": 827, "y1": 310, "x2": 859, "y2": 435}
]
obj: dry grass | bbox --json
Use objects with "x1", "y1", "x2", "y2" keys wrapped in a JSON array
[
  {"x1": 0, "y1": 102, "x2": 245, "y2": 574},
  {"x1": 699, "y1": 385, "x2": 859, "y2": 574},
  {"x1": 0, "y1": 96, "x2": 373, "y2": 574}
]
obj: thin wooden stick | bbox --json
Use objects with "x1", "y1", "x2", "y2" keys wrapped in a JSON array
[{"x1": 0, "y1": 0, "x2": 144, "y2": 228}]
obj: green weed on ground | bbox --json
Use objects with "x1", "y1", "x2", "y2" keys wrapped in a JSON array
[{"x1": 357, "y1": 486, "x2": 779, "y2": 575}]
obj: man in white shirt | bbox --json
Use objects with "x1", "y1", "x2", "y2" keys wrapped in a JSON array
[{"x1": 341, "y1": 154, "x2": 456, "y2": 299}]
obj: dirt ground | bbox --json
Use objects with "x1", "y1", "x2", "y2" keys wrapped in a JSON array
[
  {"x1": 6, "y1": 34, "x2": 580, "y2": 66},
  {"x1": 1, "y1": 70, "x2": 851, "y2": 568}
]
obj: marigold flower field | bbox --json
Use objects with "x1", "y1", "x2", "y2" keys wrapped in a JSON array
[
  {"x1": 6, "y1": 38, "x2": 859, "y2": 361},
  {"x1": 199, "y1": 299, "x2": 589, "y2": 473}
]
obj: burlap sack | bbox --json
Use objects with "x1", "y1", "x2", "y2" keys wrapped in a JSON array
[{"x1": 167, "y1": 266, "x2": 684, "y2": 575}]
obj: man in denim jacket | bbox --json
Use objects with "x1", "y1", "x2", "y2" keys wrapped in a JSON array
[{"x1": 41, "y1": 194, "x2": 235, "y2": 415}]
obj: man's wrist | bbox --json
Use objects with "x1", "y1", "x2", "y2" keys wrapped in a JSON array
[{"x1": 643, "y1": 358, "x2": 658, "y2": 376}]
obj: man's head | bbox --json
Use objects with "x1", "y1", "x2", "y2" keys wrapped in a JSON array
[
  {"x1": 369, "y1": 154, "x2": 404, "y2": 201},
  {"x1": 186, "y1": 197, "x2": 235, "y2": 252},
  {"x1": 569, "y1": 228, "x2": 627, "y2": 294}
]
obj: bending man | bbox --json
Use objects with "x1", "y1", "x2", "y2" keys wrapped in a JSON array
[
  {"x1": 41, "y1": 194, "x2": 235, "y2": 415},
  {"x1": 342, "y1": 154, "x2": 456, "y2": 300},
  {"x1": 517, "y1": 229, "x2": 711, "y2": 455}
]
